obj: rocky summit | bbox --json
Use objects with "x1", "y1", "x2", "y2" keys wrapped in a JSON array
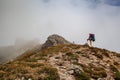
[
  {"x1": 41, "y1": 34, "x2": 70, "y2": 49},
  {"x1": 0, "y1": 34, "x2": 120, "y2": 80}
]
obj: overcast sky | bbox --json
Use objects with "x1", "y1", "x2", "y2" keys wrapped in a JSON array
[{"x1": 0, "y1": 0, "x2": 120, "y2": 52}]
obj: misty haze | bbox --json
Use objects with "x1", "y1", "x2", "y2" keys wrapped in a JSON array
[
  {"x1": 1, "y1": 0, "x2": 120, "y2": 80},
  {"x1": 0, "y1": 0, "x2": 120, "y2": 63}
]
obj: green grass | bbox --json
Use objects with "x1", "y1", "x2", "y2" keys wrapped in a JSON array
[
  {"x1": 102, "y1": 49, "x2": 110, "y2": 57},
  {"x1": 66, "y1": 52, "x2": 79, "y2": 61},
  {"x1": 110, "y1": 65, "x2": 120, "y2": 80},
  {"x1": 37, "y1": 66, "x2": 60, "y2": 80},
  {"x1": 42, "y1": 44, "x2": 64, "y2": 54},
  {"x1": 75, "y1": 63, "x2": 107, "y2": 79},
  {"x1": 116, "y1": 53, "x2": 120, "y2": 57},
  {"x1": 28, "y1": 63, "x2": 44, "y2": 68},
  {"x1": 74, "y1": 70, "x2": 90, "y2": 80},
  {"x1": 25, "y1": 58, "x2": 37, "y2": 62}
]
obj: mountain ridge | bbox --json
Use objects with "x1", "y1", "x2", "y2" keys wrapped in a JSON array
[{"x1": 0, "y1": 34, "x2": 120, "y2": 80}]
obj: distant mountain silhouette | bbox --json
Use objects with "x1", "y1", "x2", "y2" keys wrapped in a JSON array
[{"x1": 0, "y1": 39, "x2": 40, "y2": 64}]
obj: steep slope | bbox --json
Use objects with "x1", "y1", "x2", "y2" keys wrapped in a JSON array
[{"x1": 0, "y1": 35, "x2": 120, "y2": 80}]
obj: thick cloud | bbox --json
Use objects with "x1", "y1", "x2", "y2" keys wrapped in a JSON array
[{"x1": 0, "y1": 0, "x2": 120, "y2": 52}]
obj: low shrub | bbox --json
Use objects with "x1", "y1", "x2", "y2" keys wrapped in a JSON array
[
  {"x1": 76, "y1": 51, "x2": 83, "y2": 54},
  {"x1": 60, "y1": 47, "x2": 70, "y2": 53},
  {"x1": 74, "y1": 69, "x2": 90, "y2": 80},
  {"x1": 66, "y1": 52, "x2": 78, "y2": 60},
  {"x1": 110, "y1": 65, "x2": 120, "y2": 80},
  {"x1": 116, "y1": 53, "x2": 120, "y2": 57},
  {"x1": 0, "y1": 70, "x2": 6, "y2": 78},
  {"x1": 102, "y1": 49, "x2": 110, "y2": 57},
  {"x1": 25, "y1": 58, "x2": 37, "y2": 62},
  {"x1": 37, "y1": 66, "x2": 60, "y2": 80},
  {"x1": 28, "y1": 63, "x2": 44, "y2": 68},
  {"x1": 93, "y1": 53, "x2": 103, "y2": 60}
]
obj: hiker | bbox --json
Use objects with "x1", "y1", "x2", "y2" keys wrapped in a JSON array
[{"x1": 87, "y1": 33, "x2": 95, "y2": 47}]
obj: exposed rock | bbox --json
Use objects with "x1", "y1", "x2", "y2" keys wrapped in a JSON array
[
  {"x1": 42, "y1": 34, "x2": 70, "y2": 49},
  {"x1": 68, "y1": 70, "x2": 74, "y2": 74}
]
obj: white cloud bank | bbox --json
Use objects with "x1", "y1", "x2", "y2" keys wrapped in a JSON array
[{"x1": 0, "y1": 0, "x2": 120, "y2": 52}]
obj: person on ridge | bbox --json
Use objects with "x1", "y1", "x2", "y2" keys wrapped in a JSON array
[{"x1": 87, "y1": 33, "x2": 95, "y2": 47}]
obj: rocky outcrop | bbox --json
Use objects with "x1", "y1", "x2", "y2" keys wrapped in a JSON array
[{"x1": 42, "y1": 34, "x2": 70, "y2": 49}]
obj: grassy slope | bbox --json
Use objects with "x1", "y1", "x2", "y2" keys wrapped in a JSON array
[{"x1": 0, "y1": 44, "x2": 120, "y2": 80}]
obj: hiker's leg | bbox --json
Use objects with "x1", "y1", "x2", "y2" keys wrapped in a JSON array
[{"x1": 90, "y1": 40, "x2": 92, "y2": 47}]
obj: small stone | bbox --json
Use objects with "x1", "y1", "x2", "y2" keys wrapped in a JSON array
[
  {"x1": 28, "y1": 78, "x2": 32, "y2": 80},
  {"x1": 68, "y1": 70, "x2": 74, "y2": 74},
  {"x1": 37, "y1": 60, "x2": 45, "y2": 63},
  {"x1": 21, "y1": 77, "x2": 25, "y2": 80}
]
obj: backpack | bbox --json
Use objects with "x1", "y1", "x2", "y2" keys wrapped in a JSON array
[{"x1": 89, "y1": 34, "x2": 95, "y2": 41}]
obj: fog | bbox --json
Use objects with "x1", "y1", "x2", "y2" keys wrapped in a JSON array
[{"x1": 0, "y1": 0, "x2": 120, "y2": 52}]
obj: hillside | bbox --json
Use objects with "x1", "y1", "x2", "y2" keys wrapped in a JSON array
[
  {"x1": 0, "y1": 46, "x2": 15, "y2": 64},
  {"x1": 0, "y1": 39, "x2": 40, "y2": 64},
  {"x1": 0, "y1": 34, "x2": 120, "y2": 80}
]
